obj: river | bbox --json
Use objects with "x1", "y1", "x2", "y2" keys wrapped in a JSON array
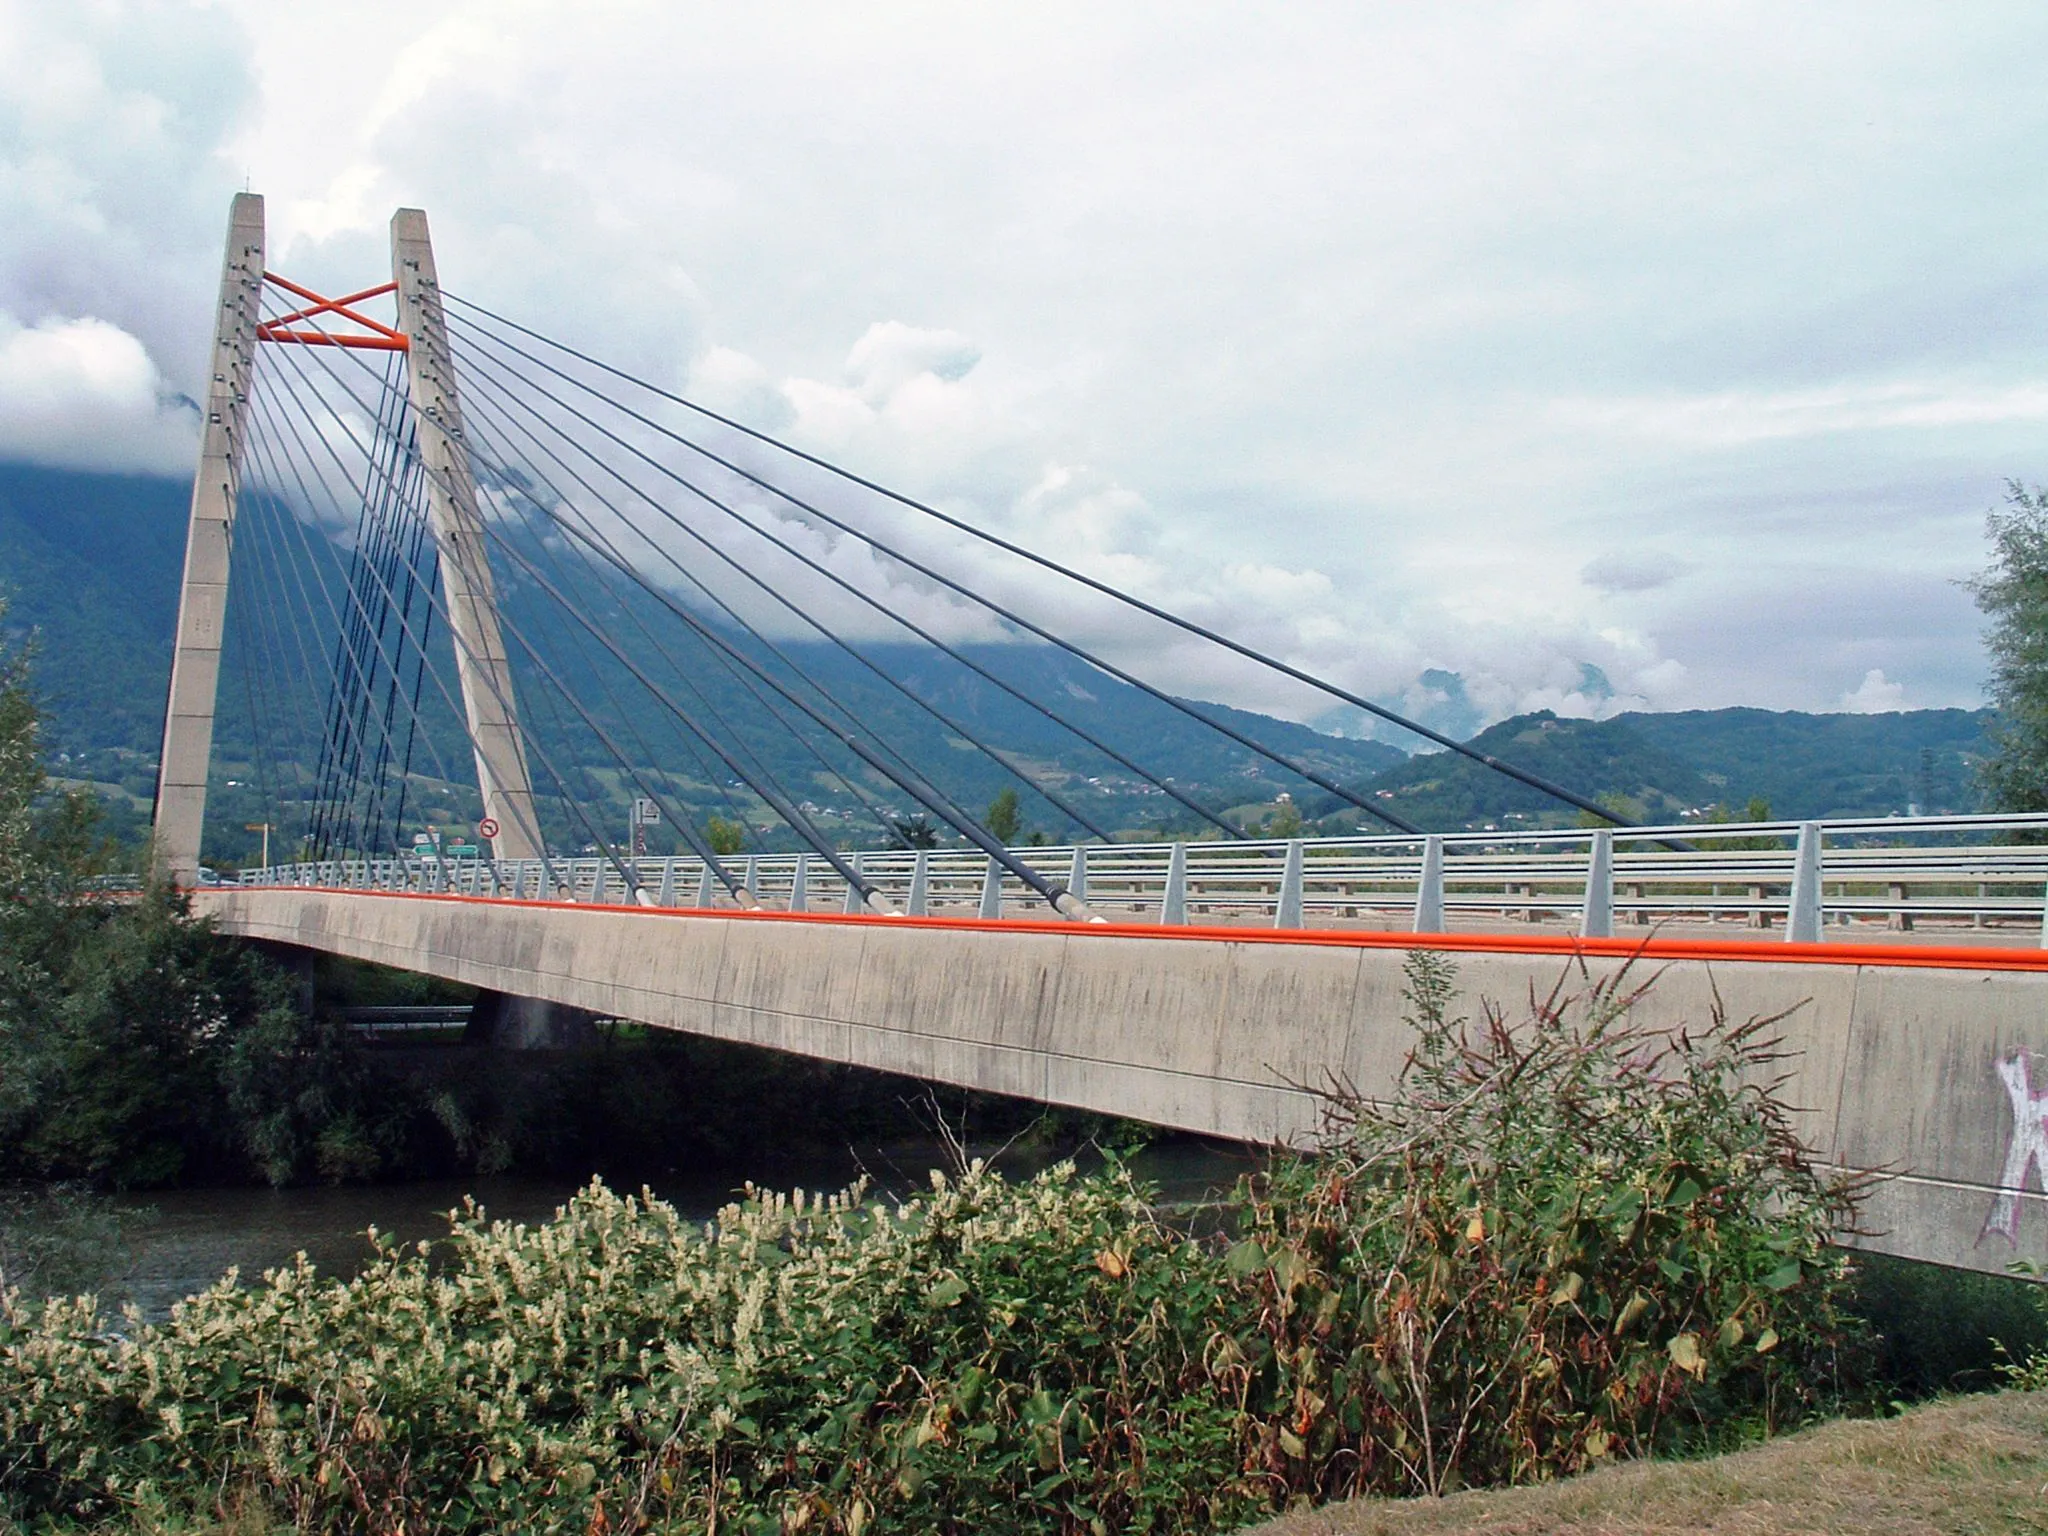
[{"x1": 105, "y1": 1137, "x2": 1260, "y2": 1322}]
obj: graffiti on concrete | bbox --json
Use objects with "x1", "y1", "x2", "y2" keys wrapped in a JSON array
[{"x1": 1983, "y1": 1052, "x2": 2048, "y2": 1246}]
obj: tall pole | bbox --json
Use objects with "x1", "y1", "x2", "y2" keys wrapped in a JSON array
[
  {"x1": 390, "y1": 208, "x2": 543, "y2": 862},
  {"x1": 154, "y1": 193, "x2": 265, "y2": 886}
]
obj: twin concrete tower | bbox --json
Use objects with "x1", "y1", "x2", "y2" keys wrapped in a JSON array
[{"x1": 153, "y1": 194, "x2": 542, "y2": 883}]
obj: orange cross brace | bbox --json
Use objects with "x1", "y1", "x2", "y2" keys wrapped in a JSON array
[{"x1": 257, "y1": 272, "x2": 409, "y2": 350}]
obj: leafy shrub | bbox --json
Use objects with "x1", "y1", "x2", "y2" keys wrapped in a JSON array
[
  {"x1": 0, "y1": 954, "x2": 1863, "y2": 1532},
  {"x1": 1, "y1": 1169, "x2": 1254, "y2": 1534},
  {"x1": 1215, "y1": 951, "x2": 1862, "y2": 1499}
]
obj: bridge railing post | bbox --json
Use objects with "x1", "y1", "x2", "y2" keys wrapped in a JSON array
[
  {"x1": 656, "y1": 858, "x2": 676, "y2": 907},
  {"x1": 1275, "y1": 839, "x2": 1304, "y2": 929},
  {"x1": 842, "y1": 855, "x2": 865, "y2": 914},
  {"x1": 1161, "y1": 842, "x2": 1188, "y2": 925},
  {"x1": 1067, "y1": 844, "x2": 1088, "y2": 906},
  {"x1": 1581, "y1": 828, "x2": 1614, "y2": 938},
  {"x1": 908, "y1": 850, "x2": 930, "y2": 915},
  {"x1": 979, "y1": 855, "x2": 1003, "y2": 919},
  {"x1": 1413, "y1": 835, "x2": 1445, "y2": 933},
  {"x1": 791, "y1": 852, "x2": 809, "y2": 913},
  {"x1": 1786, "y1": 822, "x2": 1823, "y2": 943}
]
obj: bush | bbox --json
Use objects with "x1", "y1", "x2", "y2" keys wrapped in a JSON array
[
  {"x1": 1217, "y1": 952, "x2": 1862, "y2": 1499},
  {"x1": 0, "y1": 955, "x2": 1863, "y2": 1532},
  {"x1": 1, "y1": 1168, "x2": 1251, "y2": 1534}
]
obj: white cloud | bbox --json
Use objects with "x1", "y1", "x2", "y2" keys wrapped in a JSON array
[
  {"x1": 1840, "y1": 668, "x2": 1908, "y2": 713},
  {"x1": 2, "y1": 0, "x2": 2040, "y2": 722},
  {"x1": 1582, "y1": 550, "x2": 1689, "y2": 595},
  {"x1": 0, "y1": 314, "x2": 196, "y2": 473}
]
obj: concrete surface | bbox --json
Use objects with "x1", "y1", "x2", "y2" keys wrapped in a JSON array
[{"x1": 199, "y1": 886, "x2": 2048, "y2": 1276}]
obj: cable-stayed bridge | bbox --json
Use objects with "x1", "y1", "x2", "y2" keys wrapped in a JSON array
[{"x1": 160, "y1": 194, "x2": 2048, "y2": 1275}]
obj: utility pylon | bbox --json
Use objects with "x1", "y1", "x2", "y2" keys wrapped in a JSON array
[
  {"x1": 390, "y1": 208, "x2": 542, "y2": 862},
  {"x1": 154, "y1": 193, "x2": 265, "y2": 886}
]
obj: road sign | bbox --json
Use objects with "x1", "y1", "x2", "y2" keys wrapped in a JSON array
[
  {"x1": 632, "y1": 797, "x2": 661, "y2": 825},
  {"x1": 477, "y1": 817, "x2": 501, "y2": 840}
]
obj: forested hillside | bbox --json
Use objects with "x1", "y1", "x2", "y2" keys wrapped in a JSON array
[
  {"x1": 1357, "y1": 706, "x2": 1987, "y2": 828},
  {"x1": 0, "y1": 463, "x2": 1994, "y2": 859}
]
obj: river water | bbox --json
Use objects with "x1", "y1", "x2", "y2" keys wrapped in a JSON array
[{"x1": 105, "y1": 1138, "x2": 1260, "y2": 1322}]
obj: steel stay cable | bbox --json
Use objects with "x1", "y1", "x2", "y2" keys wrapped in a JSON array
[
  {"x1": 286, "y1": 341, "x2": 806, "y2": 894},
  {"x1": 436, "y1": 427, "x2": 1088, "y2": 917},
  {"x1": 350, "y1": 350, "x2": 426, "y2": 853},
  {"x1": 454, "y1": 402, "x2": 1062, "y2": 892},
  {"x1": 254, "y1": 348, "x2": 567, "y2": 883},
  {"x1": 412, "y1": 356, "x2": 1065, "y2": 906},
  {"x1": 248, "y1": 389, "x2": 465, "y2": 823},
  {"x1": 264, "y1": 367, "x2": 647, "y2": 904},
  {"x1": 246, "y1": 385, "x2": 472, "y2": 861},
  {"x1": 248, "y1": 375, "x2": 469, "y2": 820},
  {"x1": 226, "y1": 469, "x2": 311, "y2": 859},
  {"x1": 244, "y1": 398, "x2": 390, "y2": 862},
  {"x1": 455, "y1": 352, "x2": 1116, "y2": 845},
  {"x1": 456, "y1": 362, "x2": 1093, "y2": 846},
  {"x1": 289, "y1": 318, "x2": 871, "y2": 904},
  {"x1": 236, "y1": 445, "x2": 350, "y2": 858},
  {"x1": 450, "y1": 328, "x2": 1242, "y2": 841},
  {"x1": 443, "y1": 292, "x2": 1608, "y2": 828},
  {"x1": 458, "y1": 379, "x2": 903, "y2": 859},
  {"x1": 222, "y1": 406, "x2": 323, "y2": 859},
  {"x1": 261, "y1": 339, "x2": 641, "y2": 898},
  {"x1": 285, "y1": 338, "x2": 416, "y2": 859},
  {"x1": 442, "y1": 310, "x2": 1413, "y2": 836},
  {"x1": 461, "y1": 416, "x2": 895, "y2": 857},
  {"x1": 275, "y1": 332, "x2": 753, "y2": 903},
  {"x1": 460, "y1": 378, "x2": 1017, "y2": 854}
]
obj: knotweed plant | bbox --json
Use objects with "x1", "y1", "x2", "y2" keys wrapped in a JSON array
[
  {"x1": 0, "y1": 953, "x2": 1862, "y2": 1532},
  {"x1": 1217, "y1": 950, "x2": 1863, "y2": 1501}
]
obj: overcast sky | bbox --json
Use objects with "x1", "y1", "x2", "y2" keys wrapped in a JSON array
[{"x1": 2, "y1": 1, "x2": 2043, "y2": 732}]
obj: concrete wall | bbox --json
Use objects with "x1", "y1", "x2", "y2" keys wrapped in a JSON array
[{"x1": 199, "y1": 887, "x2": 2048, "y2": 1276}]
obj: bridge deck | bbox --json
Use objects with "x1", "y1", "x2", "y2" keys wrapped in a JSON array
[{"x1": 200, "y1": 886, "x2": 2048, "y2": 1277}]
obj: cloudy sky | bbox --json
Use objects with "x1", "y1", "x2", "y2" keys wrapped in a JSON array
[{"x1": 3, "y1": 1, "x2": 2044, "y2": 733}]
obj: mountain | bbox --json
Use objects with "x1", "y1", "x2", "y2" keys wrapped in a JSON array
[
  {"x1": 0, "y1": 463, "x2": 1997, "y2": 859},
  {"x1": 0, "y1": 463, "x2": 1408, "y2": 860},
  {"x1": 1356, "y1": 707, "x2": 1989, "y2": 829}
]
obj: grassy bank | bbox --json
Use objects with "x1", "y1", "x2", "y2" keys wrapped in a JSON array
[{"x1": 1246, "y1": 1389, "x2": 2048, "y2": 1536}]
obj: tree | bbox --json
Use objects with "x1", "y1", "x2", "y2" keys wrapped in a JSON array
[
  {"x1": 1971, "y1": 483, "x2": 2048, "y2": 811},
  {"x1": 891, "y1": 814, "x2": 940, "y2": 850},
  {"x1": 704, "y1": 817, "x2": 746, "y2": 856},
  {"x1": 984, "y1": 787, "x2": 1022, "y2": 844}
]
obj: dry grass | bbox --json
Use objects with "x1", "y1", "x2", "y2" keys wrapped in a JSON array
[{"x1": 1244, "y1": 1392, "x2": 2048, "y2": 1536}]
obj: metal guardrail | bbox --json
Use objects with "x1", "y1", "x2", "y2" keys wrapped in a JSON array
[
  {"x1": 339, "y1": 1005, "x2": 474, "y2": 1034},
  {"x1": 235, "y1": 813, "x2": 2048, "y2": 946}
]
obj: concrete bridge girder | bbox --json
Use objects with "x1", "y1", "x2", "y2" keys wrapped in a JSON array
[{"x1": 199, "y1": 886, "x2": 2048, "y2": 1277}]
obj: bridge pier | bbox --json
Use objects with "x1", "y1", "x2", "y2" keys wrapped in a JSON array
[
  {"x1": 465, "y1": 990, "x2": 602, "y2": 1050},
  {"x1": 250, "y1": 940, "x2": 316, "y2": 1016}
]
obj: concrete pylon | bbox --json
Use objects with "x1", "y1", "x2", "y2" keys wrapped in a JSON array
[
  {"x1": 154, "y1": 193, "x2": 266, "y2": 886},
  {"x1": 391, "y1": 208, "x2": 541, "y2": 863}
]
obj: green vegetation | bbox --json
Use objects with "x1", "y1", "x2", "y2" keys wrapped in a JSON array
[
  {"x1": 704, "y1": 815, "x2": 746, "y2": 856},
  {"x1": 1357, "y1": 709, "x2": 1987, "y2": 830},
  {"x1": 1971, "y1": 481, "x2": 2048, "y2": 812},
  {"x1": 985, "y1": 787, "x2": 1023, "y2": 843},
  {"x1": 1, "y1": 952, "x2": 1864, "y2": 1532}
]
